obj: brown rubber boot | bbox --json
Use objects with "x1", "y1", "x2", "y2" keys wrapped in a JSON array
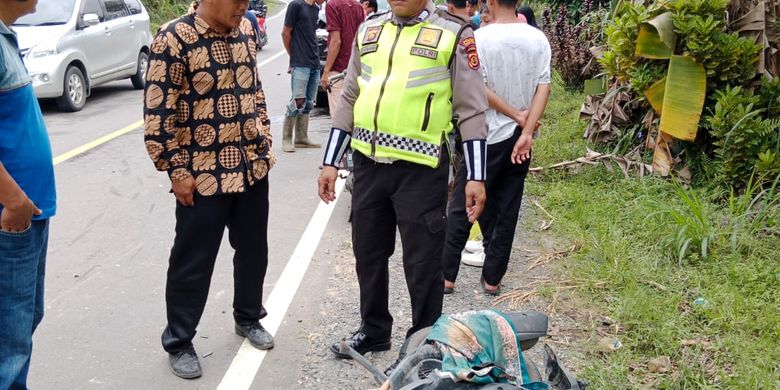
[
  {"x1": 282, "y1": 116, "x2": 295, "y2": 153},
  {"x1": 294, "y1": 114, "x2": 321, "y2": 148}
]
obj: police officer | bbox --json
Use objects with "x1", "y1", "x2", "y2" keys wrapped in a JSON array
[{"x1": 317, "y1": 0, "x2": 489, "y2": 363}]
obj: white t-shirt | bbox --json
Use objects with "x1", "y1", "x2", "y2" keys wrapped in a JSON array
[{"x1": 474, "y1": 23, "x2": 551, "y2": 144}]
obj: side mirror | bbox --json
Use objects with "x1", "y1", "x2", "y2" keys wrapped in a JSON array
[{"x1": 82, "y1": 13, "x2": 100, "y2": 27}]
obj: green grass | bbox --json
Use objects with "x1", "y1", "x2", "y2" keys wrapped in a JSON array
[{"x1": 526, "y1": 78, "x2": 780, "y2": 388}]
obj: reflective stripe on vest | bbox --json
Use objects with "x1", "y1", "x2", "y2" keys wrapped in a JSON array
[{"x1": 352, "y1": 16, "x2": 458, "y2": 168}]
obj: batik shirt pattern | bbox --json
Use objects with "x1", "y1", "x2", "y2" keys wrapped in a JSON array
[{"x1": 144, "y1": 13, "x2": 275, "y2": 196}]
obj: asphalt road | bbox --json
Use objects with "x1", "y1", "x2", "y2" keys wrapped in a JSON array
[{"x1": 27, "y1": 7, "x2": 353, "y2": 389}]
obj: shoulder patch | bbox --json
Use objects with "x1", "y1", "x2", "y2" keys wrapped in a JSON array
[{"x1": 459, "y1": 37, "x2": 480, "y2": 70}]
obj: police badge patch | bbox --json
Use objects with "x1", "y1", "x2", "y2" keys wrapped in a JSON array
[
  {"x1": 363, "y1": 26, "x2": 383, "y2": 45},
  {"x1": 459, "y1": 37, "x2": 480, "y2": 70},
  {"x1": 415, "y1": 27, "x2": 442, "y2": 49}
]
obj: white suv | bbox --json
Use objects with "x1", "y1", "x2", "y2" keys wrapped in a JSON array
[{"x1": 14, "y1": 0, "x2": 152, "y2": 112}]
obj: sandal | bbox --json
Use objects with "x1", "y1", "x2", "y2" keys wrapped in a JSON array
[
  {"x1": 444, "y1": 281, "x2": 455, "y2": 295},
  {"x1": 480, "y1": 276, "x2": 500, "y2": 296}
]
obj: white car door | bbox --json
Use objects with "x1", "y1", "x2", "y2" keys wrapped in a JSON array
[
  {"x1": 75, "y1": 0, "x2": 113, "y2": 79},
  {"x1": 122, "y1": 0, "x2": 150, "y2": 58},
  {"x1": 99, "y1": 0, "x2": 135, "y2": 73}
]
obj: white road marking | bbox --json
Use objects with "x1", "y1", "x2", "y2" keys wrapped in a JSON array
[
  {"x1": 267, "y1": 0, "x2": 291, "y2": 20},
  {"x1": 259, "y1": 49, "x2": 287, "y2": 67},
  {"x1": 217, "y1": 176, "x2": 347, "y2": 390},
  {"x1": 53, "y1": 121, "x2": 142, "y2": 166}
]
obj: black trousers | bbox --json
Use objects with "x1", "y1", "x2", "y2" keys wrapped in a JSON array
[
  {"x1": 442, "y1": 128, "x2": 530, "y2": 286},
  {"x1": 351, "y1": 151, "x2": 449, "y2": 340},
  {"x1": 161, "y1": 178, "x2": 269, "y2": 354}
]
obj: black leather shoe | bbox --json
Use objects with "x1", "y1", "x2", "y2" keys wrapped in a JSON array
[
  {"x1": 329, "y1": 331, "x2": 391, "y2": 359},
  {"x1": 169, "y1": 349, "x2": 202, "y2": 379},
  {"x1": 235, "y1": 322, "x2": 275, "y2": 350}
]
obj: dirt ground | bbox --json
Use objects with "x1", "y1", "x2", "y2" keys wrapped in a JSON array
[{"x1": 296, "y1": 196, "x2": 591, "y2": 389}]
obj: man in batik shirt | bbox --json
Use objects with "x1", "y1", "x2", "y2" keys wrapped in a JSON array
[{"x1": 143, "y1": 0, "x2": 276, "y2": 379}]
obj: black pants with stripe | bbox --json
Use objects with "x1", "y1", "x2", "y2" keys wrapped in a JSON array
[
  {"x1": 442, "y1": 128, "x2": 531, "y2": 286},
  {"x1": 161, "y1": 178, "x2": 269, "y2": 354},
  {"x1": 351, "y1": 151, "x2": 449, "y2": 340}
]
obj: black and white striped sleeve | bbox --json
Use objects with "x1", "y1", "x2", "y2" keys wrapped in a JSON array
[
  {"x1": 322, "y1": 128, "x2": 352, "y2": 167},
  {"x1": 462, "y1": 139, "x2": 487, "y2": 182}
]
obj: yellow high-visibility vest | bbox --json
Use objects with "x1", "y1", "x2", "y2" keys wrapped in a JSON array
[{"x1": 352, "y1": 12, "x2": 461, "y2": 167}]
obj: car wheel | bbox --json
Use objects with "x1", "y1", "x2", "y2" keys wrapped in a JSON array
[
  {"x1": 56, "y1": 66, "x2": 87, "y2": 112},
  {"x1": 131, "y1": 51, "x2": 148, "y2": 90}
]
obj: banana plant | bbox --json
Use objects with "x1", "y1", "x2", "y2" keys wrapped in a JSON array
[{"x1": 636, "y1": 11, "x2": 708, "y2": 143}]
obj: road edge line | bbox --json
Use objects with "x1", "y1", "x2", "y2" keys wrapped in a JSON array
[
  {"x1": 53, "y1": 120, "x2": 143, "y2": 166},
  {"x1": 217, "y1": 176, "x2": 347, "y2": 390}
]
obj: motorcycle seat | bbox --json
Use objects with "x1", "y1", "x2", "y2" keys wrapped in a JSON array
[{"x1": 504, "y1": 311, "x2": 548, "y2": 350}]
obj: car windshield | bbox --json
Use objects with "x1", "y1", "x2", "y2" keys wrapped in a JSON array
[{"x1": 14, "y1": 0, "x2": 76, "y2": 26}]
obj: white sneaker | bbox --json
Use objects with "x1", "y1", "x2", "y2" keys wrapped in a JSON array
[
  {"x1": 461, "y1": 251, "x2": 485, "y2": 267},
  {"x1": 464, "y1": 240, "x2": 484, "y2": 254}
]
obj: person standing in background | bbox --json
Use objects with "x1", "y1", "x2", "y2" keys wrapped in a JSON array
[
  {"x1": 320, "y1": 0, "x2": 365, "y2": 112},
  {"x1": 281, "y1": 0, "x2": 325, "y2": 152},
  {"x1": 469, "y1": 0, "x2": 481, "y2": 28},
  {"x1": 517, "y1": 5, "x2": 537, "y2": 28},
  {"x1": 442, "y1": 0, "x2": 550, "y2": 296},
  {"x1": 0, "y1": 1, "x2": 57, "y2": 388},
  {"x1": 360, "y1": 0, "x2": 377, "y2": 17},
  {"x1": 446, "y1": 0, "x2": 469, "y2": 22}
]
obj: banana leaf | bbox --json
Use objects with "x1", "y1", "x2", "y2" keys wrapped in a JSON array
[
  {"x1": 645, "y1": 76, "x2": 666, "y2": 115},
  {"x1": 636, "y1": 12, "x2": 676, "y2": 59},
  {"x1": 659, "y1": 56, "x2": 707, "y2": 142}
]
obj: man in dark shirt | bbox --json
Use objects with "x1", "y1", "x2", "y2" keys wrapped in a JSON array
[
  {"x1": 144, "y1": 0, "x2": 276, "y2": 380},
  {"x1": 281, "y1": 0, "x2": 324, "y2": 152},
  {"x1": 320, "y1": 0, "x2": 365, "y2": 112}
]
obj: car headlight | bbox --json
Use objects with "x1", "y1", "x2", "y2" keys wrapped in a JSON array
[{"x1": 29, "y1": 40, "x2": 59, "y2": 58}]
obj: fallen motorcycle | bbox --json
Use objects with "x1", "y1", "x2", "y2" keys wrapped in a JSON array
[{"x1": 340, "y1": 310, "x2": 586, "y2": 390}]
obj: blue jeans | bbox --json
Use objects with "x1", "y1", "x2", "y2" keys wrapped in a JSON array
[
  {"x1": 0, "y1": 219, "x2": 49, "y2": 390},
  {"x1": 287, "y1": 66, "x2": 320, "y2": 117}
]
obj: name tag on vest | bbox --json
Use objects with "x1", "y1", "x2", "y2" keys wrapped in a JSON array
[
  {"x1": 410, "y1": 46, "x2": 438, "y2": 60},
  {"x1": 361, "y1": 43, "x2": 379, "y2": 56}
]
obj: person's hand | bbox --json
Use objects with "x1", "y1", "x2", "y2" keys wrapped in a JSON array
[
  {"x1": 0, "y1": 195, "x2": 41, "y2": 232},
  {"x1": 172, "y1": 176, "x2": 196, "y2": 206},
  {"x1": 464, "y1": 181, "x2": 486, "y2": 223},
  {"x1": 318, "y1": 166, "x2": 339, "y2": 204},
  {"x1": 287, "y1": 67, "x2": 292, "y2": 74},
  {"x1": 511, "y1": 133, "x2": 533, "y2": 164},
  {"x1": 320, "y1": 72, "x2": 331, "y2": 91},
  {"x1": 513, "y1": 110, "x2": 529, "y2": 128}
]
